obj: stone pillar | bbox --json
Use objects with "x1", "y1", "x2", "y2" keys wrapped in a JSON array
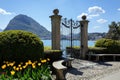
[
  {"x1": 80, "y1": 15, "x2": 89, "y2": 59},
  {"x1": 50, "y1": 9, "x2": 62, "y2": 50}
]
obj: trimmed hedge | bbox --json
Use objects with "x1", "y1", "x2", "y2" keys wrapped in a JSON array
[
  {"x1": 0, "y1": 30, "x2": 44, "y2": 63},
  {"x1": 44, "y1": 50, "x2": 62, "y2": 62},
  {"x1": 66, "y1": 47, "x2": 107, "y2": 57},
  {"x1": 95, "y1": 38, "x2": 120, "y2": 54},
  {"x1": 44, "y1": 46, "x2": 62, "y2": 61},
  {"x1": 88, "y1": 47, "x2": 107, "y2": 54}
]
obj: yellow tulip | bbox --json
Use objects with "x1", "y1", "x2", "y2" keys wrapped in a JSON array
[
  {"x1": 13, "y1": 66, "x2": 16, "y2": 70},
  {"x1": 15, "y1": 67, "x2": 19, "y2": 71},
  {"x1": 9, "y1": 62, "x2": 15, "y2": 66},
  {"x1": 25, "y1": 62, "x2": 29, "y2": 66},
  {"x1": 32, "y1": 65, "x2": 36, "y2": 68},
  {"x1": 47, "y1": 58, "x2": 50, "y2": 61},
  {"x1": 23, "y1": 65, "x2": 27, "y2": 69},
  {"x1": 4, "y1": 61, "x2": 8, "y2": 64},
  {"x1": 7, "y1": 63, "x2": 10, "y2": 67},
  {"x1": 20, "y1": 62, "x2": 23, "y2": 65},
  {"x1": 41, "y1": 59, "x2": 47, "y2": 63},
  {"x1": 18, "y1": 64, "x2": 21, "y2": 67},
  {"x1": 20, "y1": 67, "x2": 22, "y2": 70},
  {"x1": 38, "y1": 63, "x2": 41, "y2": 66},
  {"x1": 28, "y1": 60, "x2": 32, "y2": 64},
  {"x1": 1, "y1": 64, "x2": 7, "y2": 69},
  {"x1": 32, "y1": 63, "x2": 35, "y2": 65},
  {"x1": 10, "y1": 70, "x2": 15, "y2": 75}
]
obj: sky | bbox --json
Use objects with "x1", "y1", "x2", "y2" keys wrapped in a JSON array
[{"x1": 0, "y1": 0, "x2": 120, "y2": 33}]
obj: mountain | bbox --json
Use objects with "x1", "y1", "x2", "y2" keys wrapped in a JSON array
[
  {"x1": 0, "y1": 28, "x2": 2, "y2": 32},
  {"x1": 61, "y1": 32, "x2": 106, "y2": 40},
  {"x1": 4, "y1": 14, "x2": 106, "y2": 40},
  {"x1": 4, "y1": 14, "x2": 51, "y2": 39},
  {"x1": 88, "y1": 32, "x2": 106, "y2": 40}
]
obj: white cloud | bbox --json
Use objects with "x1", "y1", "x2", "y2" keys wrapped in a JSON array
[
  {"x1": 77, "y1": 12, "x2": 99, "y2": 20},
  {"x1": 77, "y1": 6, "x2": 105, "y2": 20},
  {"x1": 88, "y1": 14, "x2": 99, "y2": 19},
  {"x1": 97, "y1": 19, "x2": 108, "y2": 24},
  {"x1": 93, "y1": 26, "x2": 101, "y2": 29},
  {"x1": 118, "y1": 8, "x2": 120, "y2": 11},
  {"x1": 88, "y1": 6, "x2": 105, "y2": 14},
  {"x1": 0, "y1": 8, "x2": 12, "y2": 15},
  {"x1": 77, "y1": 13, "x2": 88, "y2": 20}
]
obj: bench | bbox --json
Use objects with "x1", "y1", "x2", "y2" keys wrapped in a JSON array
[
  {"x1": 64, "y1": 58, "x2": 74, "y2": 68},
  {"x1": 87, "y1": 54, "x2": 120, "y2": 61},
  {"x1": 52, "y1": 58, "x2": 74, "y2": 80},
  {"x1": 53, "y1": 60, "x2": 67, "y2": 80}
]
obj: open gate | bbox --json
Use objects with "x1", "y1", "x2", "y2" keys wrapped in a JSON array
[
  {"x1": 50, "y1": 9, "x2": 89, "y2": 59},
  {"x1": 60, "y1": 18, "x2": 80, "y2": 58}
]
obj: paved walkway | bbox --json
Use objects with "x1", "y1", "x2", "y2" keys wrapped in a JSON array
[
  {"x1": 52, "y1": 59, "x2": 120, "y2": 80},
  {"x1": 99, "y1": 70, "x2": 120, "y2": 80}
]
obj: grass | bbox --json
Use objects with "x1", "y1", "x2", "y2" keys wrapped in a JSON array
[{"x1": 44, "y1": 46, "x2": 51, "y2": 51}]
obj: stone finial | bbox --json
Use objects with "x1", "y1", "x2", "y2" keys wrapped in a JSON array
[
  {"x1": 53, "y1": 9, "x2": 59, "y2": 15},
  {"x1": 82, "y1": 15, "x2": 86, "y2": 20}
]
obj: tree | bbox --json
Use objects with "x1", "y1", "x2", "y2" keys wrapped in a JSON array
[{"x1": 106, "y1": 21, "x2": 120, "y2": 40}]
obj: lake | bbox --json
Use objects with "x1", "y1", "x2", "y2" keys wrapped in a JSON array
[
  {"x1": 42, "y1": 40, "x2": 95, "y2": 50},
  {"x1": 42, "y1": 40, "x2": 96, "y2": 57}
]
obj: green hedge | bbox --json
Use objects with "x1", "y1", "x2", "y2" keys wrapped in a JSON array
[
  {"x1": 66, "y1": 47, "x2": 107, "y2": 57},
  {"x1": 0, "y1": 30, "x2": 44, "y2": 63},
  {"x1": 44, "y1": 50, "x2": 62, "y2": 62},
  {"x1": 95, "y1": 38, "x2": 120, "y2": 54},
  {"x1": 88, "y1": 47, "x2": 107, "y2": 54}
]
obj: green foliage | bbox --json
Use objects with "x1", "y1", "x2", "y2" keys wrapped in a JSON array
[
  {"x1": 95, "y1": 38, "x2": 120, "y2": 53},
  {"x1": 0, "y1": 30, "x2": 44, "y2": 63},
  {"x1": 44, "y1": 47, "x2": 62, "y2": 62},
  {"x1": 44, "y1": 46, "x2": 51, "y2": 51},
  {"x1": 66, "y1": 46, "x2": 80, "y2": 49},
  {"x1": 0, "y1": 59, "x2": 51, "y2": 80},
  {"x1": 106, "y1": 21, "x2": 120, "y2": 40},
  {"x1": 44, "y1": 46, "x2": 62, "y2": 62},
  {"x1": 88, "y1": 47, "x2": 107, "y2": 54},
  {"x1": 95, "y1": 38, "x2": 107, "y2": 47},
  {"x1": 44, "y1": 50, "x2": 62, "y2": 62}
]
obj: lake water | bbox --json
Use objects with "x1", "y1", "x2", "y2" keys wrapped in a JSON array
[
  {"x1": 42, "y1": 40, "x2": 95, "y2": 49},
  {"x1": 42, "y1": 40, "x2": 96, "y2": 57}
]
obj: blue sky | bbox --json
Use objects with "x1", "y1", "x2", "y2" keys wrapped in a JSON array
[{"x1": 0, "y1": 0, "x2": 120, "y2": 33}]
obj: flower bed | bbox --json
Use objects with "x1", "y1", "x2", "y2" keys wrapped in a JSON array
[{"x1": 0, "y1": 58, "x2": 52, "y2": 80}]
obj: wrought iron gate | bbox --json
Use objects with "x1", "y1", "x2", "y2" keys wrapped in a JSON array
[{"x1": 60, "y1": 18, "x2": 80, "y2": 57}]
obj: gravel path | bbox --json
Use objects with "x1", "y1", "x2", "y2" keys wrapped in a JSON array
[
  {"x1": 52, "y1": 59, "x2": 120, "y2": 80},
  {"x1": 99, "y1": 70, "x2": 120, "y2": 80}
]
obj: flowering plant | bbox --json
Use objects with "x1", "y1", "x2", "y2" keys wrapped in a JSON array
[{"x1": 0, "y1": 58, "x2": 51, "y2": 80}]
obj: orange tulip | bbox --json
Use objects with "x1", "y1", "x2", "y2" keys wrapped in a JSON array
[{"x1": 1, "y1": 64, "x2": 6, "y2": 69}]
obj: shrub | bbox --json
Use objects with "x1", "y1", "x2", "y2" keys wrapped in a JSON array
[
  {"x1": 44, "y1": 50, "x2": 62, "y2": 62},
  {"x1": 94, "y1": 38, "x2": 106, "y2": 47},
  {"x1": 0, "y1": 30, "x2": 44, "y2": 63},
  {"x1": 95, "y1": 38, "x2": 120, "y2": 53},
  {"x1": 66, "y1": 47, "x2": 80, "y2": 58},
  {"x1": 88, "y1": 47, "x2": 107, "y2": 54}
]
